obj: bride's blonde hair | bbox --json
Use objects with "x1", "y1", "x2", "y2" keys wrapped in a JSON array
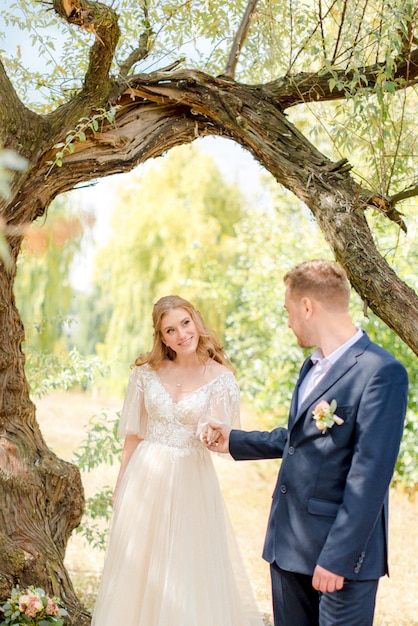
[{"x1": 135, "y1": 295, "x2": 235, "y2": 373}]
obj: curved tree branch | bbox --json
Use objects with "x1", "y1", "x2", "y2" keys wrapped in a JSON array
[
  {"x1": 224, "y1": 0, "x2": 260, "y2": 79},
  {"x1": 80, "y1": 5, "x2": 120, "y2": 99},
  {"x1": 390, "y1": 181, "x2": 418, "y2": 205},
  {"x1": 331, "y1": 0, "x2": 349, "y2": 65},
  {"x1": 364, "y1": 193, "x2": 407, "y2": 232},
  {"x1": 47, "y1": 0, "x2": 121, "y2": 119},
  {"x1": 119, "y1": 32, "x2": 150, "y2": 77},
  {"x1": 264, "y1": 47, "x2": 418, "y2": 109},
  {"x1": 119, "y1": 0, "x2": 152, "y2": 77},
  {"x1": 0, "y1": 60, "x2": 41, "y2": 151},
  {"x1": 5, "y1": 67, "x2": 416, "y2": 353}
]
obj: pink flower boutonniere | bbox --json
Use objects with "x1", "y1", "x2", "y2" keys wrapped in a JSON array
[{"x1": 312, "y1": 399, "x2": 344, "y2": 434}]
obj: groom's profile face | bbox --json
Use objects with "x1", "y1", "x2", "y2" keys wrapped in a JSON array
[{"x1": 284, "y1": 287, "x2": 311, "y2": 348}]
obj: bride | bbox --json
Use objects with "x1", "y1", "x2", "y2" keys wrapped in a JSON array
[{"x1": 91, "y1": 295, "x2": 264, "y2": 626}]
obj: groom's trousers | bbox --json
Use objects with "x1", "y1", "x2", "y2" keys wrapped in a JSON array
[{"x1": 270, "y1": 562, "x2": 379, "y2": 626}]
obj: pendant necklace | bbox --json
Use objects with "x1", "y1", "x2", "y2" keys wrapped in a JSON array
[{"x1": 174, "y1": 364, "x2": 206, "y2": 390}]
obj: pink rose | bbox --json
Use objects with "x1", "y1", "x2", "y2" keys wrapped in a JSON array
[
  {"x1": 24, "y1": 595, "x2": 43, "y2": 617},
  {"x1": 18, "y1": 594, "x2": 31, "y2": 611},
  {"x1": 46, "y1": 598, "x2": 60, "y2": 615}
]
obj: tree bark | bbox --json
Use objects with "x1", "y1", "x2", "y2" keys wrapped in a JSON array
[{"x1": 0, "y1": 239, "x2": 89, "y2": 623}]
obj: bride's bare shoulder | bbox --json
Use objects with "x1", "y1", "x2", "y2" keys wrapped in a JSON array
[{"x1": 207, "y1": 359, "x2": 232, "y2": 375}]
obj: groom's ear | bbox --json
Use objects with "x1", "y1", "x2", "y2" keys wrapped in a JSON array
[{"x1": 302, "y1": 296, "x2": 314, "y2": 319}]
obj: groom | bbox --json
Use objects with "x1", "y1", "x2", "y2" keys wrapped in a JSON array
[{"x1": 205, "y1": 259, "x2": 408, "y2": 626}]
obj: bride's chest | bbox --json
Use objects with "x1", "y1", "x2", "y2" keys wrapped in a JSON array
[{"x1": 144, "y1": 377, "x2": 211, "y2": 426}]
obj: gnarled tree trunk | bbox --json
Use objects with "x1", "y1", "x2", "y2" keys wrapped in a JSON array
[{"x1": 0, "y1": 237, "x2": 88, "y2": 623}]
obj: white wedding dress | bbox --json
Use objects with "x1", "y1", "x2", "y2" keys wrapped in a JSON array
[{"x1": 91, "y1": 364, "x2": 264, "y2": 626}]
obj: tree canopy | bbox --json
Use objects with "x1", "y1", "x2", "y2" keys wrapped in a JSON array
[{"x1": 1, "y1": 0, "x2": 417, "y2": 352}]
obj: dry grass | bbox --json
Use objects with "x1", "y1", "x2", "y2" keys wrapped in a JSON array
[{"x1": 36, "y1": 391, "x2": 418, "y2": 626}]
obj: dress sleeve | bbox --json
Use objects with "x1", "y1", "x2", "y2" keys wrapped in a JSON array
[
  {"x1": 117, "y1": 366, "x2": 148, "y2": 439},
  {"x1": 196, "y1": 372, "x2": 241, "y2": 436}
]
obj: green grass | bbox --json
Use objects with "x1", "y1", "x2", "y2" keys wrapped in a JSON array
[{"x1": 37, "y1": 391, "x2": 418, "y2": 625}]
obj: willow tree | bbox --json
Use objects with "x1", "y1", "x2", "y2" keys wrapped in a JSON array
[
  {"x1": 90, "y1": 145, "x2": 245, "y2": 392},
  {"x1": 0, "y1": 0, "x2": 417, "y2": 622}
]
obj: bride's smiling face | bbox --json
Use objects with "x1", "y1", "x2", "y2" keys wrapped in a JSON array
[{"x1": 160, "y1": 307, "x2": 200, "y2": 355}]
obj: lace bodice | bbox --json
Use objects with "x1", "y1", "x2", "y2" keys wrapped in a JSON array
[{"x1": 118, "y1": 364, "x2": 240, "y2": 457}]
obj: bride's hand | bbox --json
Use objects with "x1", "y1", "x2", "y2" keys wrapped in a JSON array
[
  {"x1": 202, "y1": 421, "x2": 231, "y2": 454},
  {"x1": 200, "y1": 423, "x2": 221, "y2": 445}
]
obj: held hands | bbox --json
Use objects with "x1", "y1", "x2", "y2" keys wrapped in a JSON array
[
  {"x1": 312, "y1": 564, "x2": 344, "y2": 593},
  {"x1": 200, "y1": 420, "x2": 232, "y2": 454}
]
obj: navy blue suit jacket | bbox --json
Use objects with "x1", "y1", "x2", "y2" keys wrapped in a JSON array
[{"x1": 230, "y1": 333, "x2": 408, "y2": 580}]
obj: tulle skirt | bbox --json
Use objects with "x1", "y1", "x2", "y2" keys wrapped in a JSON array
[{"x1": 91, "y1": 440, "x2": 264, "y2": 626}]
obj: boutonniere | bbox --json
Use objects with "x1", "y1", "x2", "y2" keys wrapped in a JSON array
[{"x1": 312, "y1": 399, "x2": 344, "y2": 434}]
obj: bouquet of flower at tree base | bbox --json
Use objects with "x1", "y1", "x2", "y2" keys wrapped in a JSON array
[{"x1": 0, "y1": 586, "x2": 68, "y2": 626}]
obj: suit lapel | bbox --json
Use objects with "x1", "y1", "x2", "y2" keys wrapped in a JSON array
[
  {"x1": 288, "y1": 357, "x2": 313, "y2": 429},
  {"x1": 290, "y1": 333, "x2": 370, "y2": 430}
]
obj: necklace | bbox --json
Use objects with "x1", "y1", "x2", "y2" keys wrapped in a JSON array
[{"x1": 172, "y1": 363, "x2": 208, "y2": 390}]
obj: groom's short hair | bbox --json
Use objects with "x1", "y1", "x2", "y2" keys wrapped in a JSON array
[{"x1": 284, "y1": 259, "x2": 351, "y2": 308}]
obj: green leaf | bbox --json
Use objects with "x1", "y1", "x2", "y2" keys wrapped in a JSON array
[{"x1": 328, "y1": 78, "x2": 337, "y2": 92}]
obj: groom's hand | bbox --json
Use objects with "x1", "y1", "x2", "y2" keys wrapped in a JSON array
[
  {"x1": 312, "y1": 564, "x2": 344, "y2": 593},
  {"x1": 204, "y1": 421, "x2": 232, "y2": 454}
]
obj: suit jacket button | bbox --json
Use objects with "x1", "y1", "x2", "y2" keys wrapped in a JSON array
[
  {"x1": 280, "y1": 485, "x2": 288, "y2": 494},
  {"x1": 288, "y1": 446, "x2": 295, "y2": 455}
]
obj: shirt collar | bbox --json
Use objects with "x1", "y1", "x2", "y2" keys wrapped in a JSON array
[{"x1": 310, "y1": 328, "x2": 363, "y2": 366}]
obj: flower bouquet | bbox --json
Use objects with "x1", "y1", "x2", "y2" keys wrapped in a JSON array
[{"x1": 0, "y1": 586, "x2": 68, "y2": 626}]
